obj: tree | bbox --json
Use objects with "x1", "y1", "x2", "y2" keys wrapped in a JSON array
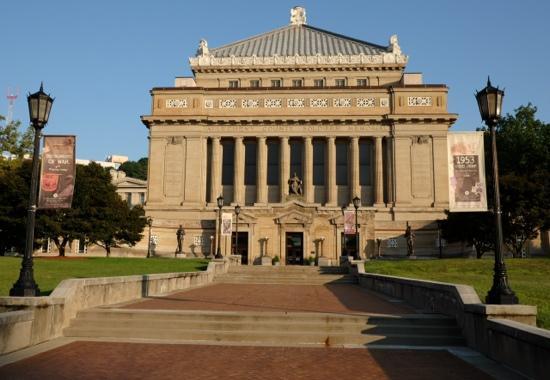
[
  {"x1": 444, "y1": 105, "x2": 549, "y2": 258},
  {"x1": 118, "y1": 157, "x2": 148, "y2": 180},
  {"x1": 0, "y1": 115, "x2": 34, "y2": 157}
]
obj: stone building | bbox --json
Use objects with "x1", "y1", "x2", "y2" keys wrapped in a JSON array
[{"x1": 140, "y1": 7, "x2": 457, "y2": 263}]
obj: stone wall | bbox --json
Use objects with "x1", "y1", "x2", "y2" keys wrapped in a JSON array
[
  {"x1": 0, "y1": 259, "x2": 233, "y2": 355},
  {"x1": 355, "y1": 265, "x2": 549, "y2": 379}
]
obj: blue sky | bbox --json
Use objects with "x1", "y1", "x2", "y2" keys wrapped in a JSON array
[{"x1": 2, "y1": 0, "x2": 549, "y2": 161}]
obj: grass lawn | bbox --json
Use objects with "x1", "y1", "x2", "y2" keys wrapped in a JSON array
[
  {"x1": 365, "y1": 257, "x2": 550, "y2": 330},
  {"x1": 0, "y1": 256, "x2": 209, "y2": 296}
]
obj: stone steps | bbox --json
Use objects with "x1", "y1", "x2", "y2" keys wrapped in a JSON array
[
  {"x1": 217, "y1": 266, "x2": 356, "y2": 285},
  {"x1": 64, "y1": 309, "x2": 464, "y2": 347}
]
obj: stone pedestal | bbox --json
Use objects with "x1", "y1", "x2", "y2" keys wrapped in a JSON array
[
  {"x1": 318, "y1": 257, "x2": 332, "y2": 267},
  {"x1": 261, "y1": 256, "x2": 273, "y2": 266}
]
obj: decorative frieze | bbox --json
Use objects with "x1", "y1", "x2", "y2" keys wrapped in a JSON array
[
  {"x1": 219, "y1": 99, "x2": 237, "y2": 108},
  {"x1": 242, "y1": 99, "x2": 260, "y2": 108},
  {"x1": 333, "y1": 98, "x2": 351, "y2": 108},
  {"x1": 310, "y1": 98, "x2": 328, "y2": 108},
  {"x1": 357, "y1": 98, "x2": 376, "y2": 108},
  {"x1": 165, "y1": 99, "x2": 187, "y2": 108},
  {"x1": 287, "y1": 98, "x2": 305, "y2": 108},
  {"x1": 379, "y1": 98, "x2": 389, "y2": 107},
  {"x1": 264, "y1": 98, "x2": 282, "y2": 108},
  {"x1": 408, "y1": 96, "x2": 432, "y2": 107},
  {"x1": 204, "y1": 99, "x2": 214, "y2": 109}
]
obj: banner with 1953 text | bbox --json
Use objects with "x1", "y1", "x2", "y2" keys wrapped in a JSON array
[
  {"x1": 38, "y1": 135, "x2": 76, "y2": 209},
  {"x1": 447, "y1": 132, "x2": 487, "y2": 212}
]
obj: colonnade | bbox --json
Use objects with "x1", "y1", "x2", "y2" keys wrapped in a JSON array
[{"x1": 209, "y1": 136, "x2": 386, "y2": 206}]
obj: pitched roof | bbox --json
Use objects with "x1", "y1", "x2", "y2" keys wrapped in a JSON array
[{"x1": 209, "y1": 24, "x2": 388, "y2": 58}]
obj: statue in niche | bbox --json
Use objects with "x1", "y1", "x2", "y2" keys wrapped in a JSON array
[
  {"x1": 389, "y1": 34, "x2": 401, "y2": 55},
  {"x1": 176, "y1": 225, "x2": 185, "y2": 255},
  {"x1": 288, "y1": 172, "x2": 303, "y2": 196},
  {"x1": 405, "y1": 222, "x2": 415, "y2": 257}
]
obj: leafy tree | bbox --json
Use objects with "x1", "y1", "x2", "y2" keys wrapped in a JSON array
[
  {"x1": 0, "y1": 115, "x2": 34, "y2": 157},
  {"x1": 442, "y1": 212, "x2": 494, "y2": 258},
  {"x1": 118, "y1": 157, "x2": 148, "y2": 180}
]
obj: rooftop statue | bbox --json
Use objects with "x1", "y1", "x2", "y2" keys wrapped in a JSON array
[
  {"x1": 196, "y1": 39, "x2": 209, "y2": 56},
  {"x1": 389, "y1": 34, "x2": 401, "y2": 55},
  {"x1": 290, "y1": 6, "x2": 306, "y2": 25}
]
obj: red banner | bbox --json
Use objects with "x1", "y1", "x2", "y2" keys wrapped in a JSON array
[
  {"x1": 344, "y1": 211, "x2": 356, "y2": 235},
  {"x1": 38, "y1": 135, "x2": 76, "y2": 209}
]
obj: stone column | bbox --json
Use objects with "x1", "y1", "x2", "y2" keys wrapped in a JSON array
[
  {"x1": 233, "y1": 137, "x2": 244, "y2": 204},
  {"x1": 374, "y1": 136, "x2": 385, "y2": 206},
  {"x1": 256, "y1": 136, "x2": 267, "y2": 204},
  {"x1": 303, "y1": 136, "x2": 313, "y2": 203},
  {"x1": 209, "y1": 137, "x2": 221, "y2": 203},
  {"x1": 326, "y1": 136, "x2": 337, "y2": 206},
  {"x1": 350, "y1": 136, "x2": 360, "y2": 203},
  {"x1": 280, "y1": 136, "x2": 289, "y2": 202}
]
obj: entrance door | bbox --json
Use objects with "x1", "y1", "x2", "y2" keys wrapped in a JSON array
[
  {"x1": 231, "y1": 232, "x2": 249, "y2": 265},
  {"x1": 341, "y1": 232, "x2": 359, "y2": 259},
  {"x1": 286, "y1": 232, "x2": 303, "y2": 265}
]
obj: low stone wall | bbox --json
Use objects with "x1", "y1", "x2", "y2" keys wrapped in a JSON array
[
  {"x1": 0, "y1": 259, "x2": 232, "y2": 355},
  {"x1": 356, "y1": 266, "x2": 549, "y2": 379}
]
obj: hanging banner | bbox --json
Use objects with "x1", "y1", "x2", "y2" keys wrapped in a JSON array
[
  {"x1": 343, "y1": 211, "x2": 356, "y2": 234},
  {"x1": 38, "y1": 135, "x2": 76, "y2": 209},
  {"x1": 221, "y1": 212, "x2": 233, "y2": 236},
  {"x1": 448, "y1": 132, "x2": 487, "y2": 212}
]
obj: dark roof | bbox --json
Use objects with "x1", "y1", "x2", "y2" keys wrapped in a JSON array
[{"x1": 209, "y1": 24, "x2": 388, "y2": 58}]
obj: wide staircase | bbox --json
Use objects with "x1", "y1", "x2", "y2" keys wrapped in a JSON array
[
  {"x1": 213, "y1": 265, "x2": 357, "y2": 285},
  {"x1": 63, "y1": 266, "x2": 465, "y2": 348}
]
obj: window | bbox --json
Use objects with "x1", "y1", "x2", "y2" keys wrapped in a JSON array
[
  {"x1": 336, "y1": 141, "x2": 348, "y2": 185},
  {"x1": 314, "y1": 79, "x2": 324, "y2": 88},
  {"x1": 357, "y1": 78, "x2": 368, "y2": 87},
  {"x1": 126, "y1": 193, "x2": 132, "y2": 206},
  {"x1": 222, "y1": 140, "x2": 234, "y2": 185},
  {"x1": 335, "y1": 79, "x2": 347, "y2": 87},
  {"x1": 271, "y1": 79, "x2": 282, "y2": 88},
  {"x1": 78, "y1": 239, "x2": 86, "y2": 254},
  {"x1": 249, "y1": 80, "x2": 260, "y2": 88},
  {"x1": 292, "y1": 79, "x2": 303, "y2": 87},
  {"x1": 359, "y1": 140, "x2": 373, "y2": 186},
  {"x1": 228, "y1": 80, "x2": 239, "y2": 88},
  {"x1": 313, "y1": 140, "x2": 325, "y2": 185},
  {"x1": 139, "y1": 193, "x2": 145, "y2": 205},
  {"x1": 244, "y1": 141, "x2": 257, "y2": 185},
  {"x1": 267, "y1": 141, "x2": 280, "y2": 185},
  {"x1": 290, "y1": 140, "x2": 303, "y2": 180}
]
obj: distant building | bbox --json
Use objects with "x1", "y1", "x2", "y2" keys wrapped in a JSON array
[
  {"x1": 76, "y1": 154, "x2": 128, "y2": 170},
  {"x1": 110, "y1": 169, "x2": 147, "y2": 207}
]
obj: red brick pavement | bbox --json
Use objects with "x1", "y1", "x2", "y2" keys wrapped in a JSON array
[
  {"x1": 0, "y1": 341, "x2": 493, "y2": 380},
  {"x1": 123, "y1": 283, "x2": 415, "y2": 315}
]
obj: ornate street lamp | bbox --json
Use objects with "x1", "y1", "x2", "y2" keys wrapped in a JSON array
[
  {"x1": 146, "y1": 217, "x2": 153, "y2": 258},
  {"x1": 353, "y1": 196, "x2": 361, "y2": 260},
  {"x1": 475, "y1": 77, "x2": 518, "y2": 304},
  {"x1": 10, "y1": 84, "x2": 54, "y2": 297},
  {"x1": 215, "y1": 195, "x2": 224, "y2": 259},
  {"x1": 234, "y1": 204, "x2": 241, "y2": 256}
]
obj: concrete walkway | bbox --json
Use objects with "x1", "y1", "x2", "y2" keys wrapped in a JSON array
[{"x1": 122, "y1": 283, "x2": 415, "y2": 315}]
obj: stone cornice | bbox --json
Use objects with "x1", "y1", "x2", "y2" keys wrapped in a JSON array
[{"x1": 189, "y1": 53, "x2": 408, "y2": 70}]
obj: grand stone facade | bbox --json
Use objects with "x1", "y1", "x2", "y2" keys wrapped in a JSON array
[{"x1": 141, "y1": 7, "x2": 457, "y2": 263}]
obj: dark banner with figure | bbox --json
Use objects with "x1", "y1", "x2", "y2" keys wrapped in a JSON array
[{"x1": 38, "y1": 135, "x2": 76, "y2": 209}]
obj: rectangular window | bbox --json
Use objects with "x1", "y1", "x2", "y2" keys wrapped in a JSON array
[
  {"x1": 222, "y1": 140, "x2": 234, "y2": 185},
  {"x1": 314, "y1": 79, "x2": 324, "y2": 88},
  {"x1": 290, "y1": 140, "x2": 303, "y2": 180},
  {"x1": 228, "y1": 80, "x2": 239, "y2": 88},
  {"x1": 292, "y1": 79, "x2": 303, "y2": 87},
  {"x1": 336, "y1": 141, "x2": 348, "y2": 185},
  {"x1": 271, "y1": 79, "x2": 282, "y2": 88},
  {"x1": 139, "y1": 193, "x2": 145, "y2": 205},
  {"x1": 335, "y1": 79, "x2": 347, "y2": 87},
  {"x1": 249, "y1": 80, "x2": 260, "y2": 88},
  {"x1": 359, "y1": 140, "x2": 373, "y2": 185},
  {"x1": 244, "y1": 141, "x2": 257, "y2": 185},
  {"x1": 126, "y1": 193, "x2": 132, "y2": 206},
  {"x1": 313, "y1": 140, "x2": 325, "y2": 186},
  {"x1": 78, "y1": 239, "x2": 86, "y2": 254},
  {"x1": 357, "y1": 78, "x2": 368, "y2": 87},
  {"x1": 267, "y1": 140, "x2": 280, "y2": 185}
]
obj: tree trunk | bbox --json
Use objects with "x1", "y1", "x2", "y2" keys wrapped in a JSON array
[
  {"x1": 105, "y1": 244, "x2": 111, "y2": 257},
  {"x1": 474, "y1": 243, "x2": 485, "y2": 259}
]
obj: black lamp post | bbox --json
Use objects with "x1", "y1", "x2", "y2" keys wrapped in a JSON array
[
  {"x1": 215, "y1": 195, "x2": 224, "y2": 259},
  {"x1": 234, "y1": 204, "x2": 241, "y2": 256},
  {"x1": 146, "y1": 217, "x2": 153, "y2": 258},
  {"x1": 475, "y1": 77, "x2": 518, "y2": 305},
  {"x1": 10, "y1": 84, "x2": 54, "y2": 297},
  {"x1": 437, "y1": 219, "x2": 443, "y2": 259},
  {"x1": 353, "y1": 196, "x2": 361, "y2": 260}
]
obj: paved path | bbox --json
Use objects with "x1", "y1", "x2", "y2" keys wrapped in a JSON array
[
  {"x1": 122, "y1": 283, "x2": 415, "y2": 315},
  {"x1": 0, "y1": 341, "x2": 494, "y2": 380}
]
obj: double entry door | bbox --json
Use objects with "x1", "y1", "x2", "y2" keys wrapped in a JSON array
[{"x1": 286, "y1": 232, "x2": 303, "y2": 265}]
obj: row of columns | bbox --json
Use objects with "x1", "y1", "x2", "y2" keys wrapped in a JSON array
[{"x1": 210, "y1": 136, "x2": 386, "y2": 206}]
